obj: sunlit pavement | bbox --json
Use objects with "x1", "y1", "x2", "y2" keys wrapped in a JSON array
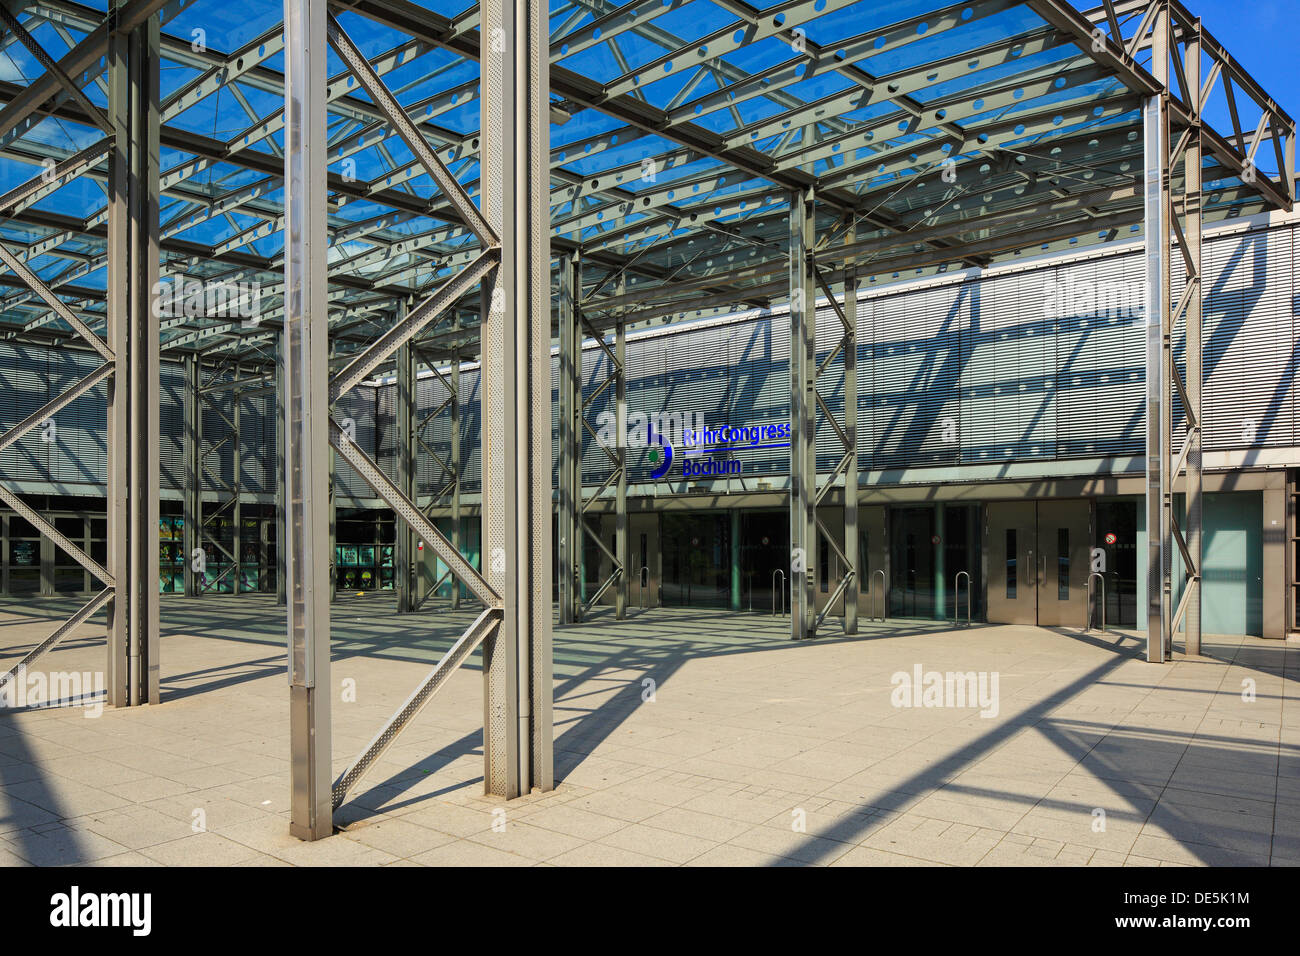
[{"x1": 0, "y1": 595, "x2": 1295, "y2": 866}]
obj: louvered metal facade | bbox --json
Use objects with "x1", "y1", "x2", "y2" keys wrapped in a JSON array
[{"x1": 1, "y1": 216, "x2": 1297, "y2": 498}]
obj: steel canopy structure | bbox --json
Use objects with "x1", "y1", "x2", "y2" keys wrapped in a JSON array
[{"x1": 0, "y1": 0, "x2": 1292, "y2": 838}]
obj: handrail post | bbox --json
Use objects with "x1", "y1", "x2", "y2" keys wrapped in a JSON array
[
  {"x1": 772, "y1": 569, "x2": 786, "y2": 616},
  {"x1": 1087, "y1": 572, "x2": 1106, "y2": 632}
]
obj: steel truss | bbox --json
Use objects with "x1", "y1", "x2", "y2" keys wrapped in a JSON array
[
  {"x1": 1139, "y1": 1, "x2": 1213, "y2": 660},
  {"x1": 183, "y1": 357, "x2": 263, "y2": 595},
  {"x1": 393, "y1": 333, "x2": 466, "y2": 613},
  {"x1": 0, "y1": 0, "x2": 1292, "y2": 842},
  {"x1": 0, "y1": 0, "x2": 1290, "y2": 365},
  {"x1": 556, "y1": 253, "x2": 628, "y2": 623},
  {"x1": 408, "y1": 343, "x2": 465, "y2": 611},
  {"x1": 787, "y1": 189, "x2": 860, "y2": 640},
  {"x1": 0, "y1": 0, "x2": 160, "y2": 707},
  {"x1": 282, "y1": 0, "x2": 550, "y2": 839}
]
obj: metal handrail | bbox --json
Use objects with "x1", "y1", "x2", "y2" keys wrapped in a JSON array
[
  {"x1": 629, "y1": 567, "x2": 650, "y2": 613},
  {"x1": 953, "y1": 571, "x2": 971, "y2": 627},
  {"x1": 772, "y1": 569, "x2": 786, "y2": 616},
  {"x1": 1086, "y1": 571, "x2": 1106, "y2": 632},
  {"x1": 871, "y1": 568, "x2": 887, "y2": 622}
]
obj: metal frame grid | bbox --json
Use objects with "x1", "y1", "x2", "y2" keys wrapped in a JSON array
[
  {"x1": 557, "y1": 252, "x2": 629, "y2": 623},
  {"x1": 0, "y1": 0, "x2": 1290, "y2": 839}
]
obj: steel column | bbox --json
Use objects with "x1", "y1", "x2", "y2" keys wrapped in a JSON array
[
  {"x1": 182, "y1": 352, "x2": 201, "y2": 596},
  {"x1": 480, "y1": 0, "x2": 553, "y2": 796},
  {"x1": 1182, "y1": 19, "x2": 1204, "y2": 657},
  {"x1": 573, "y1": 273, "x2": 626, "y2": 621},
  {"x1": 1143, "y1": 0, "x2": 1171, "y2": 664},
  {"x1": 788, "y1": 186, "x2": 816, "y2": 640},
  {"x1": 284, "y1": 0, "x2": 332, "y2": 841},
  {"x1": 394, "y1": 308, "x2": 417, "y2": 613},
  {"x1": 842, "y1": 261, "x2": 859, "y2": 635},
  {"x1": 614, "y1": 278, "x2": 628, "y2": 621},
  {"x1": 1144, "y1": 2, "x2": 1204, "y2": 662},
  {"x1": 232, "y1": 363, "x2": 242, "y2": 595},
  {"x1": 449, "y1": 355, "x2": 461, "y2": 609},
  {"x1": 557, "y1": 253, "x2": 580, "y2": 625},
  {"x1": 1143, "y1": 87, "x2": 1169, "y2": 663},
  {"x1": 105, "y1": 2, "x2": 160, "y2": 706},
  {"x1": 275, "y1": 343, "x2": 286, "y2": 604}
]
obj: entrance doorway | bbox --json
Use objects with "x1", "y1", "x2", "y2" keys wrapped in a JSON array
[
  {"x1": 987, "y1": 499, "x2": 1091, "y2": 626},
  {"x1": 889, "y1": 507, "x2": 935, "y2": 617},
  {"x1": 661, "y1": 513, "x2": 732, "y2": 608},
  {"x1": 739, "y1": 510, "x2": 788, "y2": 613}
]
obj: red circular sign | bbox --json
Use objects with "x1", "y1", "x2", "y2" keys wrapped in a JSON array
[
  {"x1": 1104, "y1": 532, "x2": 1117, "y2": 545},
  {"x1": 931, "y1": 535, "x2": 941, "y2": 545}
]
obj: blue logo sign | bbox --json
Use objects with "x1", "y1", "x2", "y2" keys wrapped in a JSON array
[
  {"x1": 647, "y1": 423, "x2": 673, "y2": 480},
  {"x1": 646, "y1": 421, "x2": 790, "y2": 480}
]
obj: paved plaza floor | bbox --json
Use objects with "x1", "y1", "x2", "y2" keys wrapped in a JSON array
[{"x1": 0, "y1": 594, "x2": 1295, "y2": 866}]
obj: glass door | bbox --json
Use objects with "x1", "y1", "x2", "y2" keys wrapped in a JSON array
[{"x1": 889, "y1": 507, "x2": 934, "y2": 618}]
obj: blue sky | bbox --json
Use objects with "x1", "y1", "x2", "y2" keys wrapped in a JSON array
[{"x1": 1188, "y1": 0, "x2": 1296, "y2": 116}]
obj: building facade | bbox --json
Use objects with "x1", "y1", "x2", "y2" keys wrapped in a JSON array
[{"x1": 2, "y1": 208, "x2": 1297, "y2": 638}]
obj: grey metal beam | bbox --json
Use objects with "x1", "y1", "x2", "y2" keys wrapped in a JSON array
[
  {"x1": 1143, "y1": 8, "x2": 1170, "y2": 664},
  {"x1": 448, "y1": 354, "x2": 461, "y2": 609},
  {"x1": 1182, "y1": 17, "x2": 1203, "y2": 657},
  {"x1": 275, "y1": 340, "x2": 286, "y2": 604},
  {"x1": 789, "y1": 185, "x2": 815, "y2": 640},
  {"x1": 479, "y1": 0, "x2": 553, "y2": 797},
  {"x1": 556, "y1": 253, "x2": 580, "y2": 625},
  {"x1": 614, "y1": 276, "x2": 627, "y2": 620},
  {"x1": 842, "y1": 255, "x2": 858, "y2": 635},
  {"x1": 394, "y1": 314, "x2": 416, "y2": 613},
  {"x1": 1143, "y1": 1, "x2": 1204, "y2": 663},
  {"x1": 182, "y1": 352, "x2": 200, "y2": 595},
  {"x1": 227, "y1": 364, "x2": 241, "y2": 595},
  {"x1": 105, "y1": 0, "x2": 159, "y2": 706},
  {"x1": 284, "y1": 0, "x2": 333, "y2": 841}
]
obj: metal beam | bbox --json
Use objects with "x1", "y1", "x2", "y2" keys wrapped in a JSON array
[
  {"x1": 557, "y1": 252, "x2": 580, "y2": 625},
  {"x1": 394, "y1": 312, "x2": 417, "y2": 613},
  {"x1": 1143, "y1": 1, "x2": 1204, "y2": 663},
  {"x1": 1177, "y1": 15, "x2": 1204, "y2": 656},
  {"x1": 182, "y1": 352, "x2": 200, "y2": 595},
  {"x1": 614, "y1": 275, "x2": 627, "y2": 620},
  {"x1": 479, "y1": 0, "x2": 553, "y2": 797},
  {"x1": 842, "y1": 255, "x2": 858, "y2": 635},
  {"x1": 105, "y1": 0, "x2": 160, "y2": 707},
  {"x1": 284, "y1": 0, "x2": 333, "y2": 841},
  {"x1": 788, "y1": 185, "x2": 816, "y2": 640}
]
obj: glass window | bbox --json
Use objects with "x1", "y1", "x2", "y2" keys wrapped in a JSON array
[
  {"x1": 1057, "y1": 527, "x2": 1069, "y2": 601},
  {"x1": 1005, "y1": 529, "x2": 1016, "y2": 599}
]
